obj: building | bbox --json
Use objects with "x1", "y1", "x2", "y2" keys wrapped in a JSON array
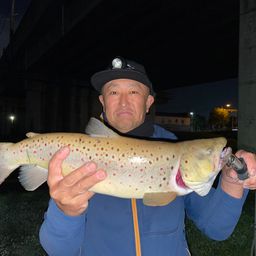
[{"x1": 155, "y1": 112, "x2": 191, "y2": 132}]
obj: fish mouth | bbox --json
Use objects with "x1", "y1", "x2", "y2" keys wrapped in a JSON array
[{"x1": 218, "y1": 146, "x2": 232, "y2": 171}]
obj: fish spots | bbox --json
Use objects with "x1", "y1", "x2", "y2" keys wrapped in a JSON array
[
  {"x1": 81, "y1": 158, "x2": 85, "y2": 162},
  {"x1": 113, "y1": 173, "x2": 116, "y2": 176},
  {"x1": 160, "y1": 167, "x2": 163, "y2": 171},
  {"x1": 105, "y1": 162, "x2": 108, "y2": 167},
  {"x1": 140, "y1": 169, "x2": 143, "y2": 172},
  {"x1": 173, "y1": 155, "x2": 175, "y2": 158},
  {"x1": 171, "y1": 166, "x2": 174, "y2": 170},
  {"x1": 151, "y1": 176, "x2": 153, "y2": 179},
  {"x1": 163, "y1": 177, "x2": 166, "y2": 181},
  {"x1": 33, "y1": 151, "x2": 37, "y2": 154},
  {"x1": 159, "y1": 184, "x2": 162, "y2": 187},
  {"x1": 129, "y1": 174, "x2": 132, "y2": 177},
  {"x1": 149, "y1": 161, "x2": 152, "y2": 165},
  {"x1": 140, "y1": 181, "x2": 144, "y2": 183},
  {"x1": 120, "y1": 165, "x2": 124, "y2": 168}
]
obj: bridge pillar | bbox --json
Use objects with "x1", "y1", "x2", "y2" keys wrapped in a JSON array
[{"x1": 238, "y1": 1, "x2": 256, "y2": 152}]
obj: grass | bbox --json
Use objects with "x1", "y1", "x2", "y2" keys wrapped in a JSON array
[
  {"x1": 0, "y1": 131, "x2": 254, "y2": 255},
  {"x1": 0, "y1": 184, "x2": 49, "y2": 256}
]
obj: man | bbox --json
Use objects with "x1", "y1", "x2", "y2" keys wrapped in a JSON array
[{"x1": 40, "y1": 57, "x2": 256, "y2": 256}]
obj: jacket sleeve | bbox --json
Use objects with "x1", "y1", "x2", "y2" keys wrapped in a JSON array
[
  {"x1": 184, "y1": 177, "x2": 249, "y2": 241},
  {"x1": 39, "y1": 199, "x2": 87, "y2": 256}
]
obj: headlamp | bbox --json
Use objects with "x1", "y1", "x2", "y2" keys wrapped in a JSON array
[{"x1": 111, "y1": 57, "x2": 127, "y2": 69}]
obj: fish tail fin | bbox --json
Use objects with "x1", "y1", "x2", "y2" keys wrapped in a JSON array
[{"x1": 0, "y1": 142, "x2": 19, "y2": 185}]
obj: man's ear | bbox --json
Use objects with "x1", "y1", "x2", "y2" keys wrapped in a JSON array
[
  {"x1": 146, "y1": 95, "x2": 154, "y2": 113},
  {"x1": 99, "y1": 95, "x2": 104, "y2": 107}
]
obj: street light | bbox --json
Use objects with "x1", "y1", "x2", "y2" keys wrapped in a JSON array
[
  {"x1": 10, "y1": 116, "x2": 15, "y2": 124},
  {"x1": 225, "y1": 104, "x2": 237, "y2": 131},
  {"x1": 190, "y1": 112, "x2": 194, "y2": 131}
]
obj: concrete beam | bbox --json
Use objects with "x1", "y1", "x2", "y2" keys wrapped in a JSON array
[{"x1": 238, "y1": 0, "x2": 256, "y2": 152}]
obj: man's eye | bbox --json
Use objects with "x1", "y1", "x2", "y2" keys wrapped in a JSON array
[
  {"x1": 110, "y1": 91, "x2": 118, "y2": 95},
  {"x1": 130, "y1": 91, "x2": 138, "y2": 94}
]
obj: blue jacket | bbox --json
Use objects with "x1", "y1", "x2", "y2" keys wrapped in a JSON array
[{"x1": 40, "y1": 124, "x2": 248, "y2": 256}]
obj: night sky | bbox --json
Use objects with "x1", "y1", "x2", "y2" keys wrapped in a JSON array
[
  {"x1": 0, "y1": 0, "x2": 31, "y2": 57},
  {"x1": 155, "y1": 78, "x2": 238, "y2": 119}
]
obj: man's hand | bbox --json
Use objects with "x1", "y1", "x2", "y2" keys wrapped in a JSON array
[
  {"x1": 221, "y1": 149, "x2": 256, "y2": 198},
  {"x1": 47, "y1": 146, "x2": 107, "y2": 216}
]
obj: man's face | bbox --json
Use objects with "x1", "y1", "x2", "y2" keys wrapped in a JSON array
[{"x1": 99, "y1": 79, "x2": 154, "y2": 133}]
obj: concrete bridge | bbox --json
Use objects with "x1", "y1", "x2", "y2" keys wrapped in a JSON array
[{"x1": 0, "y1": 0, "x2": 255, "y2": 152}]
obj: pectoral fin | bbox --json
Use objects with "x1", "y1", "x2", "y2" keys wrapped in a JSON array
[
  {"x1": 143, "y1": 192, "x2": 177, "y2": 206},
  {"x1": 19, "y1": 164, "x2": 48, "y2": 191}
]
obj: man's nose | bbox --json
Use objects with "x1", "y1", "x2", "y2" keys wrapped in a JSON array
[{"x1": 118, "y1": 94, "x2": 130, "y2": 107}]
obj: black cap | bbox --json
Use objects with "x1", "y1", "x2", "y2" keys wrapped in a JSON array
[{"x1": 91, "y1": 57, "x2": 154, "y2": 96}]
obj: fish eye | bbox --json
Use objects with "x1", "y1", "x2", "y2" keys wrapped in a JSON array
[{"x1": 205, "y1": 148, "x2": 212, "y2": 155}]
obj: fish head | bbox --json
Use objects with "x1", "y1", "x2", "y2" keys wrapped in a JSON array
[{"x1": 178, "y1": 137, "x2": 232, "y2": 196}]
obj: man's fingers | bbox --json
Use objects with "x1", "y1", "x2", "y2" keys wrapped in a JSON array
[
  {"x1": 61, "y1": 162, "x2": 98, "y2": 188},
  {"x1": 69, "y1": 169, "x2": 107, "y2": 197},
  {"x1": 47, "y1": 146, "x2": 70, "y2": 186}
]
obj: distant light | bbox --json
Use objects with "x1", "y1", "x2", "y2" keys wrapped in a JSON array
[
  {"x1": 190, "y1": 112, "x2": 193, "y2": 115},
  {"x1": 226, "y1": 104, "x2": 231, "y2": 107},
  {"x1": 10, "y1": 116, "x2": 15, "y2": 121}
]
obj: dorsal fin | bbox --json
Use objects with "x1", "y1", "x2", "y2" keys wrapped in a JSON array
[
  {"x1": 26, "y1": 132, "x2": 38, "y2": 138},
  {"x1": 85, "y1": 117, "x2": 119, "y2": 138}
]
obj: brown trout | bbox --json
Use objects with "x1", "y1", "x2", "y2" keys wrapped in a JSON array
[{"x1": 0, "y1": 117, "x2": 231, "y2": 206}]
